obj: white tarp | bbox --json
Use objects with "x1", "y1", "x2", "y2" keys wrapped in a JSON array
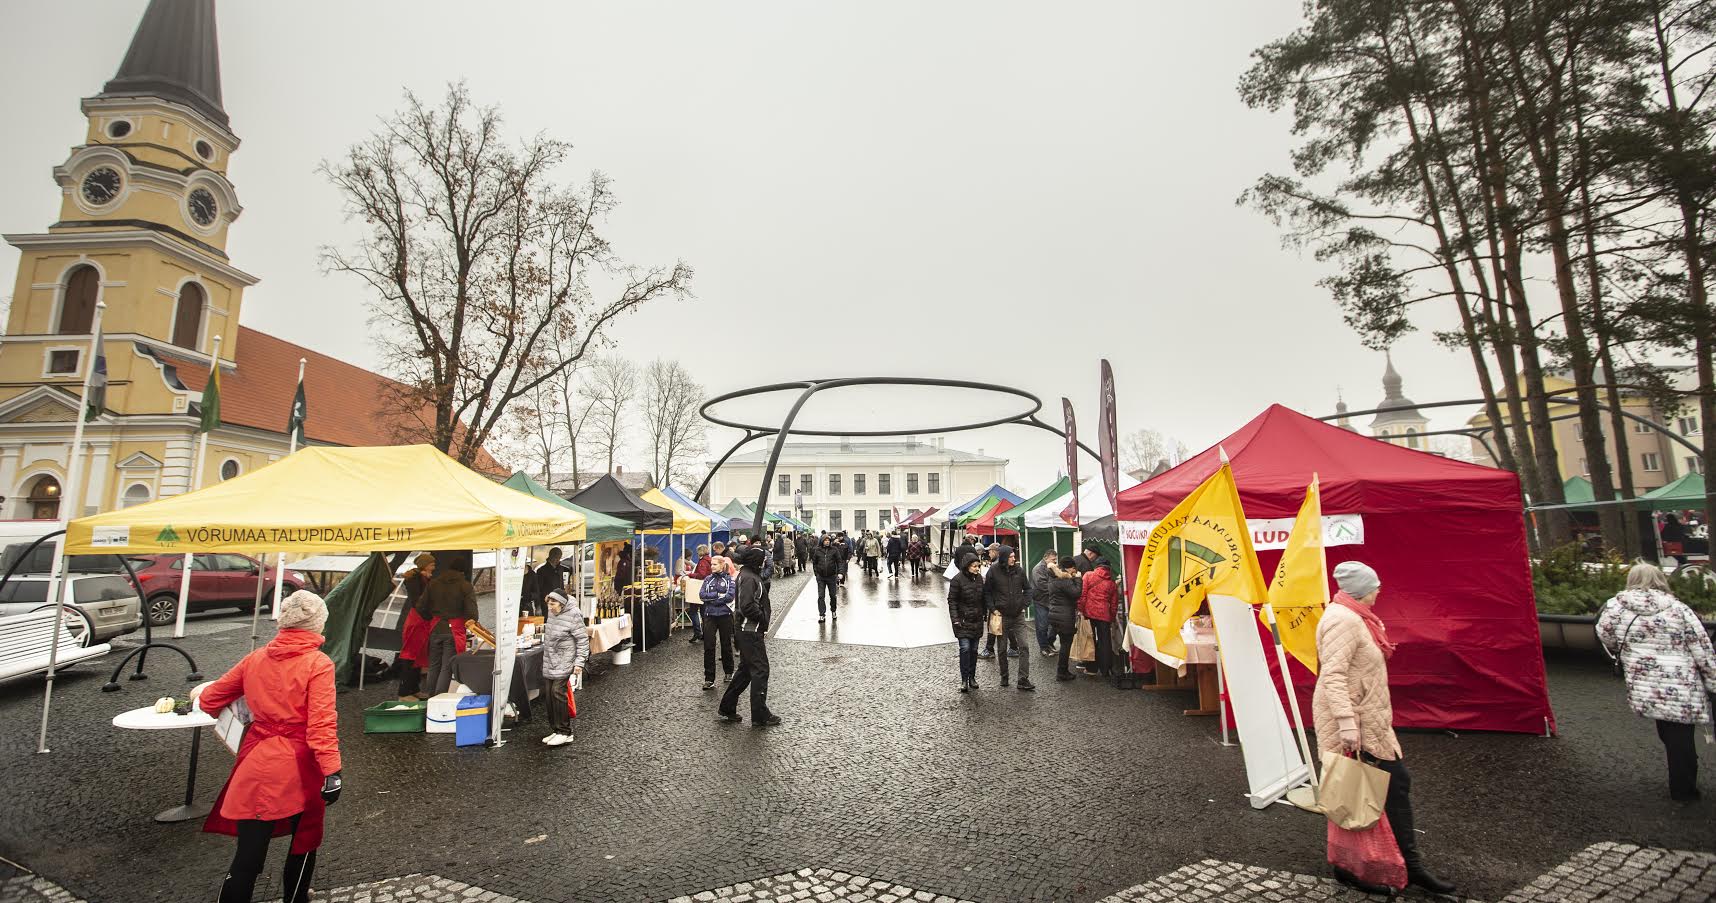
[
  {"x1": 1022, "y1": 474, "x2": 1142, "y2": 528},
  {"x1": 1119, "y1": 513, "x2": 1364, "y2": 551},
  {"x1": 1208, "y1": 594, "x2": 1313, "y2": 809},
  {"x1": 489, "y1": 546, "x2": 526, "y2": 745}
]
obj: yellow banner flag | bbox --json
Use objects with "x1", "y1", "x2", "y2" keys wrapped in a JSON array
[
  {"x1": 1130, "y1": 456, "x2": 1269, "y2": 659},
  {"x1": 1266, "y1": 475, "x2": 1329, "y2": 674}
]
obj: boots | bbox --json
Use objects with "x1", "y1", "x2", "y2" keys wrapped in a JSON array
[
  {"x1": 1331, "y1": 867, "x2": 1394, "y2": 897},
  {"x1": 1407, "y1": 867, "x2": 1457, "y2": 896}
]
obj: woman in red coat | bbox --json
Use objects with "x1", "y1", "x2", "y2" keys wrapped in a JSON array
[
  {"x1": 1078, "y1": 559, "x2": 1120, "y2": 676},
  {"x1": 194, "y1": 590, "x2": 343, "y2": 903}
]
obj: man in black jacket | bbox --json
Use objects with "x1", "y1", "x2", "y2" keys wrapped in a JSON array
[
  {"x1": 718, "y1": 547, "x2": 780, "y2": 726},
  {"x1": 985, "y1": 547, "x2": 1035, "y2": 690},
  {"x1": 810, "y1": 534, "x2": 843, "y2": 622}
]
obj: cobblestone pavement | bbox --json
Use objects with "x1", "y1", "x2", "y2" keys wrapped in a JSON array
[{"x1": 0, "y1": 570, "x2": 1711, "y2": 902}]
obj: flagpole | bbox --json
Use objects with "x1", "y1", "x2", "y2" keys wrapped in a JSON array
[
  {"x1": 268, "y1": 357, "x2": 306, "y2": 623},
  {"x1": 174, "y1": 334, "x2": 220, "y2": 639},
  {"x1": 1264, "y1": 603, "x2": 1319, "y2": 786},
  {"x1": 38, "y1": 301, "x2": 106, "y2": 753}
]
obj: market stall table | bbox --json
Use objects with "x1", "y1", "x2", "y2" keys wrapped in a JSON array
[
  {"x1": 452, "y1": 646, "x2": 544, "y2": 720},
  {"x1": 112, "y1": 705, "x2": 216, "y2": 823},
  {"x1": 586, "y1": 615, "x2": 633, "y2": 654}
]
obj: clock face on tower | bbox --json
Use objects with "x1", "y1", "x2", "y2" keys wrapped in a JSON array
[
  {"x1": 188, "y1": 188, "x2": 218, "y2": 227},
  {"x1": 80, "y1": 167, "x2": 122, "y2": 206}
]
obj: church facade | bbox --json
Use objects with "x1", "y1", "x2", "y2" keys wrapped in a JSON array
[{"x1": 0, "y1": 0, "x2": 488, "y2": 522}]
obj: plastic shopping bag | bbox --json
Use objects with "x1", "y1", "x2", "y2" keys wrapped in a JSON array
[
  {"x1": 1327, "y1": 812, "x2": 1406, "y2": 890},
  {"x1": 565, "y1": 677, "x2": 578, "y2": 719},
  {"x1": 1317, "y1": 751, "x2": 1390, "y2": 830}
]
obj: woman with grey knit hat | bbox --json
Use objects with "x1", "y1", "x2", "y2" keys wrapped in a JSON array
[{"x1": 1313, "y1": 562, "x2": 1455, "y2": 898}]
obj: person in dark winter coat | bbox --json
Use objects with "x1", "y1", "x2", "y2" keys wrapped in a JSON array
[
  {"x1": 539, "y1": 591, "x2": 588, "y2": 747},
  {"x1": 979, "y1": 542, "x2": 1015, "y2": 659},
  {"x1": 811, "y1": 535, "x2": 843, "y2": 621},
  {"x1": 885, "y1": 533, "x2": 905, "y2": 578},
  {"x1": 952, "y1": 535, "x2": 979, "y2": 572},
  {"x1": 1040, "y1": 562, "x2": 1085, "y2": 680},
  {"x1": 537, "y1": 547, "x2": 567, "y2": 609},
  {"x1": 718, "y1": 548, "x2": 779, "y2": 726},
  {"x1": 1029, "y1": 550, "x2": 1060, "y2": 656},
  {"x1": 772, "y1": 532, "x2": 788, "y2": 577},
  {"x1": 985, "y1": 547, "x2": 1035, "y2": 690},
  {"x1": 698, "y1": 556, "x2": 737, "y2": 689},
  {"x1": 395, "y1": 554, "x2": 435, "y2": 701},
  {"x1": 1079, "y1": 559, "x2": 1119, "y2": 676},
  {"x1": 947, "y1": 553, "x2": 987, "y2": 691}
]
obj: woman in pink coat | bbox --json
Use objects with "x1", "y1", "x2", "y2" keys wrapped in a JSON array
[
  {"x1": 1313, "y1": 562, "x2": 1454, "y2": 898},
  {"x1": 194, "y1": 591, "x2": 343, "y2": 902}
]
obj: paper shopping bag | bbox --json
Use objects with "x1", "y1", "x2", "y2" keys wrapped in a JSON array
[
  {"x1": 1069, "y1": 617, "x2": 1097, "y2": 662},
  {"x1": 1317, "y1": 751, "x2": 1390, "y2": 830},
  {"x1": 988, "y1": 610, "x2": 1004, "y2": 636},
  {"x1": 1327, "y1": 811, "x2": 1406, "y2": 890}
]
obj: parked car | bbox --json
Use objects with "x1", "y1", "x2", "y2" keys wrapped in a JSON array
[
  {"x1": 126, "y1": 554, "x2": 308, "y2": 627},
  {"x1": 0, "y1": 573, "x2": 142, "y2": 644}
]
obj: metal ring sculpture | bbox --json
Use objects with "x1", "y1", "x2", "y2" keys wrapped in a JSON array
[{"x1": 696, "y1": 377, "x2": 1099, "y2": 536}]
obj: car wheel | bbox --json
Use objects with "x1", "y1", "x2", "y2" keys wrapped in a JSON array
[
  {"x1": 147, "y1": 594, "x2": 178, "y2": 627},
  {"x1": 30, "y1": 605, "x2": 94, "y2": 647}
]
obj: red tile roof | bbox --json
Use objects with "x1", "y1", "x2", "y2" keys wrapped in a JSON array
[{"x1": 160, "y1": 326, "x2": 505, "y2": 476}]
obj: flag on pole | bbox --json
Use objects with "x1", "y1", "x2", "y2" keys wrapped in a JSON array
[
  {"x1": 198, "y1": 360, "x2": 221, "y2": 433},
  {"x1": 1267, "y1": 476, "x2": 1329, "y2": 673},
  {"x1": 84, "y1": 332, "x2": 107, "y2": 422},
  {"x1": 1129, "y1": 452, "x2": 1268, "y2": 659},
  {"x1": 286, "y1": 375, "x2": 307, "y2": 446}
]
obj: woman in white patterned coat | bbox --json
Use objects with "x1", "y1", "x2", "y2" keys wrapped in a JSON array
[{"x1": 1597, "y1": 562, "x2": 1716, "y2": 802}]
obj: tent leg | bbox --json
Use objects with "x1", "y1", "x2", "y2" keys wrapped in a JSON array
[
  {"x1": 1265, "y1": 604, "x2": 1318, "y2": 788},
  {"x1": 1215, "y1": 652, "x2": 1235, "y2": 748}
]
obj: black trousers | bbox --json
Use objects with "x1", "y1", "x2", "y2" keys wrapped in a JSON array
[
  {"x1": 1056, "y1": 630, "x2": 1076, "y2": 675},
  {"x1": 1090, "y1": 619, "x2": 1114, "y2": 676},
  {"x1": 719, "y1": 629, "x2": 772, "y2": 721},
  {"x1": 816, "y1": 578, "x2": 840, "y2": 615},
  {"x1": 1657, "y1": 719, "x2": 1700, "y2": 799},
  {"x1": 1360, "y1": 753, "x2": 1422, "y2": 870},
  {"x1": 219, "y1": 816, "x2": 315, "y2": 903},
  {"x1": 544, "y1": 675, "x2": 573, "y2": 735},
  {"x1": 703, "y1": 613, "x2": 735, "y2": 682}
]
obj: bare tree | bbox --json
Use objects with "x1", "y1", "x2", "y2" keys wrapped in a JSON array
[
  {"x1": 641, "y1": 359, "x2": 709, "y2": 491},
  {"x1": 581, "y1": 355, "x2": 637, "y2": 474},
  {"x1": 552, "y1": 359, "x2": 599, "y2": 489},
  {"x1": 1119, "y1": 428, "x2": 1189, "y2": 475},
  {"x1": 319, "y1": 84, "x2": 693, "y2": 466},
  {"x1": 507, "y1": 378, "x2": 562, "y2": 486}
]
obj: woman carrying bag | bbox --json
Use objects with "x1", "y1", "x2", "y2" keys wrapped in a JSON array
[
  {"x1": 1313, "y1": 562, "x2": 1455, "y2": 897},
  {"x1": 540, "y1": 590, "x2": 590, "y2": 747},
  {"x1": 193, "y1": 591, "x2": 342, "y2": 903},
  {"x1": 947, "y1": 553, "x2": 987, "y2": 692},
  {"x1": 1597, "y1": 561, "x2": 1716, "y2": 801}
]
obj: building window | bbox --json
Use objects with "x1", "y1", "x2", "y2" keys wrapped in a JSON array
[
  {"x1": 879, "y1": 509, "x2": 892, "y2": 529},
  {"x1": 1632, "y1": 420, "x2": 1652, "y2": 434},
  {"x1": 927, "y1": 473, "x2": 940, "y2": 494},
  {"x1": 59, "y1": 265, "x2": 99, "y2": 334},
  {"x1": 173, "y1": 283, "x2": 205, "y2": 349},
  {"x1": 828, "y1": 474, "x2": 841, "y2": 496},
  {"x1": 1642, "y1": 453, "x2": 1661, "y2": 472},
  {"x1": 878, "y1": 474, "x2": 891, "y2": 494},
  {"x1": 907, "y1": 473, "x2": 919, "y2": 494},
  {"x1": 25, "y1": 474, "x2": 62, "y2": 520},
  {"x1": 854, "y1": 510, "x2": 867, "y2": 530},
  {"x1": 220, "y1": 458, "x2": 241, "y2": 481},
  {"x1": 122, "y1": 483, "x2": 152, "y2": 508},
  {"x1": 1687, "y1": 456, "x2": 1704, "y2": 475},
  {"x1": 46, "y1": 349, "x2": 81, "y2": 375},
  {"x1": 829, "y1": 510, "x2": 842, "y2": 530},
  {"x1": 1679, "y1": 416, "x2": 1699, "y2": 436},
  {"x1": 800, "y1": 474, "x2": 813, "y2": 495},
  {"x1": 779, "y1": 474, "x2": 790, "y2": 495},
  {"x1": 854, "y1": 474, "x2": 866, "y2": 495}
]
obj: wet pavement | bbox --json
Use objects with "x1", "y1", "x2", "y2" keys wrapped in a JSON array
[{"x1": 773, "y1": 563, "x2": 953, "y2": 648}]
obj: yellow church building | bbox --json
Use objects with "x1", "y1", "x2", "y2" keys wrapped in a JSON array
[{"x1": 1, "y1": 0, "x2": 493, "y2": 523}]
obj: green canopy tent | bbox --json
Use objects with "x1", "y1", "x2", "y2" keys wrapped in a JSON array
[
  {"x1": 1562, "y1": 475, "x2": 1595, "y2": 506},
  {"x1": 995, "y1": 476, "x2": 1078, "y2": 566},
  {"x1": 502, "y1": 471, "x2": 634, "y2": 542},
  {"x1": 1642, "y1": 471, "x2": 1707, "y2": 511}
]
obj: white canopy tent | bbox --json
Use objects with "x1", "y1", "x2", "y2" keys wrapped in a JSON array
[{"x1": 1020, "y1": 474, "x2": 1140, "y2": 528}]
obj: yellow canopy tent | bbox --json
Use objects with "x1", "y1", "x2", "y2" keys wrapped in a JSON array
[
  {"x1": 65, "y1": 445, "x2": 587, "y2": 554},
  {"x1": 638, "y1": 489, "x2": 713, "y2": 534}
]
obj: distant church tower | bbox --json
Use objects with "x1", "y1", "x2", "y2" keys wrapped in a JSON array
[
  {"x1": 1369, "y1": 352, "x2": 1429, "y2": 449},
  {"x1": 0, "y1": 0, "x2": 256, "y2": 518},
  {"x1": 1333, "y1": 389, "x2": 1357, "y2": 433}
]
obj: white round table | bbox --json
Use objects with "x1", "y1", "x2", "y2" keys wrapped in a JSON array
[{"x1": 112, "y1": 705, "x2": 217, "y2": 823}]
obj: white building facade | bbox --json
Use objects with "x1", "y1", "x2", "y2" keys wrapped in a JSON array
[{"x1": 706, "y1": 437, "x2": 1007, "y2": 533}]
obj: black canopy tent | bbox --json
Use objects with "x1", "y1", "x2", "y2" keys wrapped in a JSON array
[{"x1": 565, "y1": 474, "x2": 674, "y2": 649}]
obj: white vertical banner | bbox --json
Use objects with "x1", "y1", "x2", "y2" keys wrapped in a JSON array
[
  {"x1": 1207, "y1": 594, "x2": 1313, "y2": 809},
  {"x1": 489, "y1": 546, "x2": 526, "y2": 746}
]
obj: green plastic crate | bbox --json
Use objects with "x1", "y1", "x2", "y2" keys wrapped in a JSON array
[{"x1": 363, "y1": 699, "x2": 426, "y2": 734}]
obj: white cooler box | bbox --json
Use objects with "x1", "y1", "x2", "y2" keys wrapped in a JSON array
[{"x1": 426, "y1": 691, "x2": 465, "y2": 734}]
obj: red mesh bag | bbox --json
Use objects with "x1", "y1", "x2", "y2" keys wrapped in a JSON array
[{"x1": 1327, "y1": 812, "x2": 1406, "y2": 890}]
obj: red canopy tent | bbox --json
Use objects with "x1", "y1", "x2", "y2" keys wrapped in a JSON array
[
  {"x1": 967, "y1": 499, "x2": 1019, "y2": 538},
  {"x1": 899, "y1": 507, "x2": 939, "y2": 527},
  {"x1": 1117, "y1": 404, "x2": 1554, "y2": 735}
]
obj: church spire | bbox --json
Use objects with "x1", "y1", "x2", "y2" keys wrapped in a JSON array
[
  {"x1": 97, "y1": 0, "x2": 227, "y2": 128},
  {"x1": 1382, "y1": 349, "x2": 1405, "y2": 402}
]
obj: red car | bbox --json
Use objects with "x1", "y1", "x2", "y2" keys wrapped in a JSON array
[{"x1": 125, "y1": 553, "x2": 307, "y2": 627}]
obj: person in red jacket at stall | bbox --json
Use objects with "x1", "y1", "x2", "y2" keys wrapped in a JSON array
[
  {"x1": 1078, "y1": 557, "x2": 1120, "y2": 677},
  {"x1": 194, "y1": 590, "x2": 343, "y2": 903},
  {"x1": 395, "y1": 553, "x2": 436, "y2": 701}
]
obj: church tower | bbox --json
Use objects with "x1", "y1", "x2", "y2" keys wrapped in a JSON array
[
  {"x1": 0, "y1": 0, "x2": 257, "y2": 518},
  {"x1": 1368, "y1": 351, "x2": 1430, "y2": 449}
]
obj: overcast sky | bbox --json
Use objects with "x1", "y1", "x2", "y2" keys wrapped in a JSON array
[{"x1": 1, "y1": 1, "x2": 1490, "y2": 493}]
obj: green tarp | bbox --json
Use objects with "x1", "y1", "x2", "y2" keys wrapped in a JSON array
[
  {"x1": 1643, "y1": 471, "x2": 1708, "y2": 510},
  {"x1": 322, "y1": 551, "x2": 400, "y2": 686},
  {"x1": 1562, "y1": 476, "x2": 1595, "y2": 506},
  {"x1": 502, "y1": 471, "x2": 634, "y2": 542},
  {"x1": 995, "y1": 477, "x2": 1074, "y2": 533}
]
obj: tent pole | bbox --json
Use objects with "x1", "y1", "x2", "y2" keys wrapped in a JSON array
[
  {"x1": 269, "y1": 358, "x2": 306, "y2": 621},
  {"x1": 1215, "y1": 647, "x2": 1235, "y2": 748},
  {"x1": 1264, "y1": 603, "x2": 1319, "y2": 788},
  {"x1": 248, "y1": 558, "x2": 268, "y2": 652}
]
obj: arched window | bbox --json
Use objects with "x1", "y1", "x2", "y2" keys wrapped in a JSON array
[
  {"x1": 173, "y1": 282, "x2": 205, "y2": 349},
  {"x1": 58, "y1": 266, "x2": 99, "y2": 334},
  {"x1": 122, "y1": 483, "x2": 153, "y2": 509},
  {"x1": 26, "y1": 474, "x2": 62, "y2": 520},
  {"x1": 1406, "y1": 427, "x2": 1419, "y2": 448}
]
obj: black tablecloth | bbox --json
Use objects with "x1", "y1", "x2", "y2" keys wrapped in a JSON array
[
  {"x1": 451, "y1": 646, "x2": 544, "y2": 721},
  {"x1": 628, "y1": 597, "x2": 672, "y2": 650}
]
